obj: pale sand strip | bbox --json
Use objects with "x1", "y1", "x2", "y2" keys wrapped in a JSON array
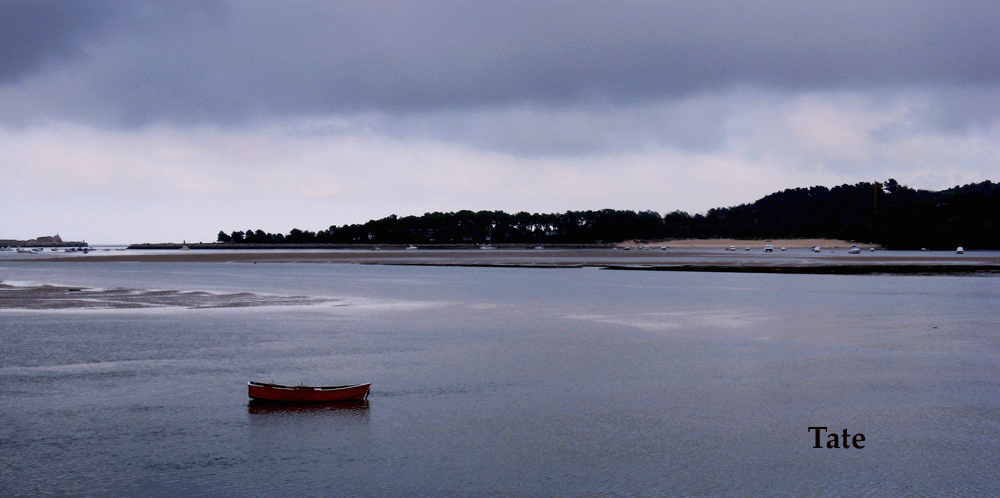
[{"x1": 622, "y1": 238, "x2": 877, "y2": 249}]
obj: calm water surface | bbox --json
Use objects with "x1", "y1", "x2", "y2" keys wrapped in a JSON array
[{"x1": 2, "y1": 262, "x2": 999, "y2": 497}]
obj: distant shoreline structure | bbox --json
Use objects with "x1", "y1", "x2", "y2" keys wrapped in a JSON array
[{"x1": 0, "y1": 235, "x2": 87, "y2": 248}]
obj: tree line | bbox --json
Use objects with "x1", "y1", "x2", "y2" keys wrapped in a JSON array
[{"x1": 218, "y1": 179, "x2": 1000, "y2": 249}]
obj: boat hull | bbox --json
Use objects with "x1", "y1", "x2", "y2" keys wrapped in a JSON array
[{"x1": 248, "y1": 382, "x2": 370, "y2": 403}]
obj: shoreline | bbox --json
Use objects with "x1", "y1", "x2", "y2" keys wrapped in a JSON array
[
  {"x1": 627, "y1": 238, "x2": 879, "y2": 249},
  {"x1": 125, "y1": 238, "x2": 873, "y2": 251},
  {"x1": 10, "y1": 246, "x2": 999, "y2": 276}
]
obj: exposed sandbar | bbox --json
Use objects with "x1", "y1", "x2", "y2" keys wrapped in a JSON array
[
  {"x1": 622, "y1": 238, "x2": 878, "y2": 249},
  {"x1": 19, "y1": 247, "x2": 1000, "y2": 275},
  {"x1": 0, "y1": 283, "x2": 336, "y2": 310}
]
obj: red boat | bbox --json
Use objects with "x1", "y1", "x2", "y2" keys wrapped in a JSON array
[{"x1": 247, "y1": 381, "x2": 371, "y2": 403}]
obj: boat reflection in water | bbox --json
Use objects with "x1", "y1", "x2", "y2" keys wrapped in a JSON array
[{"x1": 248, "y1": 398, "x2": 369, "y2": 415}]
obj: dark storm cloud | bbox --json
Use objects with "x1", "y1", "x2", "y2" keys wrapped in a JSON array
[
  {"x1": 0, "y1": 0, "x2": 120, "y2": 82},
  {"x1": 1, "y1": 0, "x2": 998, "y2": 126}
]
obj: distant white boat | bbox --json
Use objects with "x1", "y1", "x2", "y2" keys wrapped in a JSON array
[
  {"x1": 780, "y1": 247, "x2": 786, "y2": 251},
  {"x1": 179, "y1": 246, "x2": 190, "y2": 251},
  {"x1": 405, "y1": 245, "x2": 418, "y2": 250},
  {"x1": 957, "y1": 246, "x2": 964, "y2": 254},
  {"x1": 869, "y1": 247, "x2": 876, "y2": 252},
  {"x1": 534, "y1": 246, "x2": 544, "y2": 250},
  {"x1": 744, "y1": 246, "x2": 750, "y2": 251},
  {"x1": 848, "y1": 245, "x2": 861, "y2": 254},
  {"x1": 812, "y1": 246, "x2": 821, "y2": 253},
  {"x1": 728, "y1": 245, "x2": 736, "y2": 251},
  {"x1": 764, "y1": 243, "x2": 774, "y2": 253},
  {"x1": 482, "y1": 222, "x2": 496, "y2": 250}
]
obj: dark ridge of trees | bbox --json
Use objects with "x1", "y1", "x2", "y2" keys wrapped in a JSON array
[
  {"x1": 218, "y1": 180, "x2": 1000, "y2": 249},
  {"x1": 218, "y1": 209, "x2": 665, "y2": 245},
  {"x1": 872, "y1": 180, "x2": 1000, "y2": 249}
]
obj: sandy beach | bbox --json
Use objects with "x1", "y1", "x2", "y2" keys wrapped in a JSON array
[{"x1": 629, "y1": 238, "x2": 879, "y2": 249}]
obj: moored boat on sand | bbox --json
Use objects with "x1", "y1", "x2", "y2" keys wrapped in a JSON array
[{"x1": 248, "y1": 381, "x2": 371, "y2": 403}]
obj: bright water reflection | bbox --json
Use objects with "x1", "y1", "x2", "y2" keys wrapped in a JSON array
[{"x1": 1, "y1": 262, "x2": 999, "y2": 496}]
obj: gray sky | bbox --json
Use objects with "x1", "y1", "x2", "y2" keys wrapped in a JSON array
[{"x1": 2, "y1": 0, "x2": 998, "y2": 243}]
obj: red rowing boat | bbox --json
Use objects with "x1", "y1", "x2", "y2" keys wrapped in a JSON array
[{"x1": 247, "y1": 381, "x2": 371, "y2": 402}]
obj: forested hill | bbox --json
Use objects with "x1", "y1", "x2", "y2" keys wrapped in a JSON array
[
  {"x1": 218, "y1": 180, "x2": 1000, "y2": 249},
  {"x1": 702, "y1": 179, "x2": 999, "y2": 249}
]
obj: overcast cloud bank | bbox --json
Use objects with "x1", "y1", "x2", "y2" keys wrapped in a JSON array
[{"x1": 1, "y1": 1, "x2": 997, "y2": 242}]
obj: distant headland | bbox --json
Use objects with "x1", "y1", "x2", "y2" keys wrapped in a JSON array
[
  {"x1": 0, "y1": 234, "x2": 87, "y2": 248},
  {"x1": 207, "y1": 180, "x2": 1000, "y2": 250}
]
